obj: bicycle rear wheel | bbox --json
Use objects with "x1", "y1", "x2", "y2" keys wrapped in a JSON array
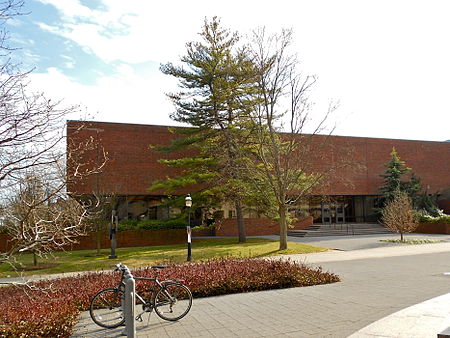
[
  {"x1": 90, "y1": 288, "x2": 125, "y2": 328},
  {"x1": 154, "y1": 282, "x2": 193, "y2": 321}
]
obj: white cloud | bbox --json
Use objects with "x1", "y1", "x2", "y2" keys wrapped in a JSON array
[
  {"x1": 36, "y1": 0, "x2": 94, "y2": 19},
  {"x1": 29, "y1": 0, "x2": 450, "y2": 141},
  {"x1": 28, "y1": 66, "x2": 180, "y2": 127},
  {"x1": 6, "y1": 17, "x2": 23, "y2": 27},
  {"x1": 33, "y1": 0, "x2": 301, "y2": 64}
]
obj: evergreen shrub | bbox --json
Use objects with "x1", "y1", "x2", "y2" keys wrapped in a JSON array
[
  {"x1": 418, "y1": 214, "x2": 450, "y2": 223},
  {"x1": 118, "y1": 216, "x2": 187, "y2": 231}
]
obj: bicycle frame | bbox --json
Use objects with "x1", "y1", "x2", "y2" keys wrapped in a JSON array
[
  {"x1": 117, "y1": 272, "x2": 178, "y2": 321},
  {"x1": 90, "y1": 264, "x2": 192, "y2": 328},
  {"x1": 134, "y1": 277, "x2": 178, "y2": 321}
]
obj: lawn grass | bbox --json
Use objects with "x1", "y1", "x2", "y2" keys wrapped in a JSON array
[{"x1": 0, "y1": 237, "x2": 327, "y2": 278}]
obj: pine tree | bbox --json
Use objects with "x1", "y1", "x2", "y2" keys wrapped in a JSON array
[
  {"x1": 155, "y1": 17, "x2": 260, "y2": 243},
  {"x1": 404, "y1": 172, "x2": 422, "y2": 206},
  {"x1": 380, "y1": 148, "x2": 411, "y2": 202},
  {"x1": 378, "y1": 148, "x2": 435, "y2": 214}
]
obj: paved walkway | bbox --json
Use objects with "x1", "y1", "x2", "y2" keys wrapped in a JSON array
[
  {"x1": 70, "y1": 234, "x2": 450, "y2": 337},
  {"x1": 348, "y1": 292, "x2": 450, "y2": 337}
]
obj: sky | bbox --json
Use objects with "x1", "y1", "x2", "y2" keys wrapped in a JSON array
[{"x1": 7, "y1": 0, "x2": 450, "y2": 142}]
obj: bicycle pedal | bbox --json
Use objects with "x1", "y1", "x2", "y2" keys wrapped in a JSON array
[{"x1": 135, "y1": 315, "x2": 143, "y2": 322}]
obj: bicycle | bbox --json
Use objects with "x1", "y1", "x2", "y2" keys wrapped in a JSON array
[{"x1": 89, "y1": 263, "x2": 193, "y2": 329}]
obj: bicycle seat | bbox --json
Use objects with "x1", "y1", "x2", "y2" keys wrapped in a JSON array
[{"x1": 151, "y1": 265, "x2": 167, "y2": 269}]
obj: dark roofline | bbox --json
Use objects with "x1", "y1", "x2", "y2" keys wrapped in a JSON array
[{"x1": 66, "y1": 120, "x2": 450, "y2": 144}]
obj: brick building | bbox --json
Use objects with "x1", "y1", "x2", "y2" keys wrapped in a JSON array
[{"x1": 67, "y1": 120, "x2": 450, "y2": 225}]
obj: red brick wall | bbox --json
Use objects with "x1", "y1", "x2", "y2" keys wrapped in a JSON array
[
  {"x1": 414, "y1": 222, "x2": 450, "y2": 234},
  {"x1": 67, "y1": 121, "x2": 450, "y2": 197},
  {"x1": 0, "y1": 222, "x2": 299, "y2": 253},
  {"x1": 67, "y1": 121, "x2": 194, "y2": 196},
  {"x1": 0, "y1": 230, "x2": 188, "y2": 253},
  {"x1": 309, "y1": 134, "x2": 450, "y2": 195},
  {"x1": 0, "y1": 234, "x2": 13, "y2": 253},
  {"x1": 215, "y1": 217, "x2": 313, "y2": 236}
]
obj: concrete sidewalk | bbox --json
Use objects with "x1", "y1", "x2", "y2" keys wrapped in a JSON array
[
  {"x1": 72, "y1": 235, "x2": 450, "y2": 337},
  {"x1": 349, "y1": 293, "x2": 450, "y2": 338},
  {"x1": 262, "y1": 233, "x2": 450, "y2": 251},
  {"x1": 280, "y1": 241, "x2": 450, "y2": 264}
]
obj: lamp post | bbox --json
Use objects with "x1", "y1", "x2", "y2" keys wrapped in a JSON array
[{"x1": 185, "y1": 194, "x2": 192, "y2": 262}]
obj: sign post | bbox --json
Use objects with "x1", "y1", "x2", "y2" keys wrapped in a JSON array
[
  {"x1": 185, "y1": 195, "x2": 192, "y2": 262},
  {"x1": 109, "y1": 210, "x2": 118, "y2": 259},
  {"x1": 187, "y1": 225, "x2": 192, "y2": 261}
]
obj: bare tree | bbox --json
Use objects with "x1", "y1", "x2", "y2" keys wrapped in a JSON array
[
  {"x1": 0, "y1": 2, "x2": 71, "y2": 184},
  {"x1": 0, "y1": 0, "x2": 107, "y2": 266},
  {"x1": 0, "y1": 89, "x2": 77, "y2": 183},
  {"x1": 0, "y1": 133, "x2": 105, "y2": 265},
  {"x1": 2, "y1": 175, "x2": 87, "y2": 265},
  {"x1": 381, "y1": 190, "x2": 418, "y2": 241},
  {"x1": 248, "y1": 28, "x2": 338, "y2": 250}
]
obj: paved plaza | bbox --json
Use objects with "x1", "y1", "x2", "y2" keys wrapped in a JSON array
[{"x1": 70, "y1": 234, "x2": 450, "y2": 337}]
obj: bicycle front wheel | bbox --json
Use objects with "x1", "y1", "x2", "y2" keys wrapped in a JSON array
[
  {"x1": 154, "y1": 282, "x2": 193, "y2": 321},
  {"x1": 90, "y1": 288, "x2": 125, "y2": 328}
]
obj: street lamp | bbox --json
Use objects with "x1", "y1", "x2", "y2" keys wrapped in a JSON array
[{"x1": 185, "y1": 194, "x2": 192, "y2": 261}]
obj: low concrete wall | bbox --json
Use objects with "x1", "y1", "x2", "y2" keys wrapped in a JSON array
[
  {"x1": 414, "y1": 222, "x2": 450, "y2": 234},
  {"x1": 215, "y1": 216, "x2": 313, "y2": 237}
]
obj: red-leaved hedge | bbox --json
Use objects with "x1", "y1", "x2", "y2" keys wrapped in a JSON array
[{"x1": 0, "y1": 258, "x2": 339, "y2": 337}]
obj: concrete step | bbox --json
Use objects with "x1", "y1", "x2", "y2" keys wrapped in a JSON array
[{"x1": 288, "y1": 224, "x2": 394, "y2": 237}]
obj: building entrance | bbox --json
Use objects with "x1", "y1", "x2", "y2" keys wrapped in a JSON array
[
  {"x1": 321, "y1": 202, "x2": 346, "y2": 224},
  {"x1": 309, "y1": 195, "x2": 382, "y2": 224}
]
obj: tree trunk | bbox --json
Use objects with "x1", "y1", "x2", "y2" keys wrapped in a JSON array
[
  {"x1": 279, "y1": 204, "x2": 288, "y2": 250},
  {"x1": 33, "y1": 251, "x2": 37, "y2": 267},
  {"x1": 400, "y1": 232, "x2": 404, "y2": 242},
  {"x1": 235, "y1": 200, "x2": 246, "y2": 243}
]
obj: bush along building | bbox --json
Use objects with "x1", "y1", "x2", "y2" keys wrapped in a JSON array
[{"x1": 67, "y1": 120, "x2": 450, "y2": 233}]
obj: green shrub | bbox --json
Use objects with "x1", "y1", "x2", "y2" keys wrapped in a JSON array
[
  {"x1": 380, "y1": 239, "x2": 441, "y2": 244},
  {"x1": 192, "y1": 224, "x2": 216, "y2": 232},
  {"x1": 418, "y1": 214, "x2": 450, "y2": 223},
  {"x1": 118, "y1": 216, "x2": 187, "y2": 231},
  {"x1": 0, "y1": 258, "x2": 339, "y2": 336}
]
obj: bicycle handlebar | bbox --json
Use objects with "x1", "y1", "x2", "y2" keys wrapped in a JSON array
[
  {"x1": 112, "y1": 263, "x2": 167, "y2": 272},
  {"x1": 113, "y1": 263, "x2": 127, "y2": 272},
  {"x1": 151, "y1": 265, "x2": 167, "y2": 269}
]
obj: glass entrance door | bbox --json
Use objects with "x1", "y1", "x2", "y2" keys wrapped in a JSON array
[
  {"x1": 336, "y1": 203, "x2": 345, "y2": 223},
  {"x1": 321, "y1": 202, "x2": 332, "y2": 224},
  {"x1": 321, "y1": 202, "x2": 345, "y2": 224}
]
